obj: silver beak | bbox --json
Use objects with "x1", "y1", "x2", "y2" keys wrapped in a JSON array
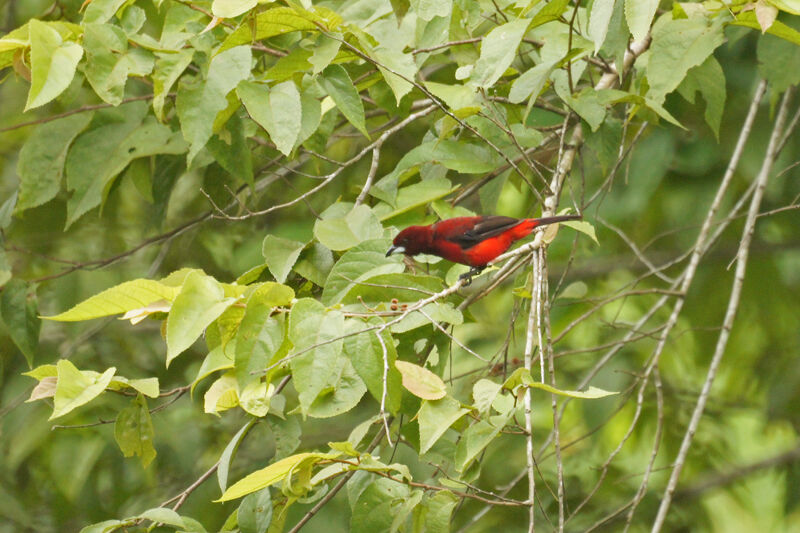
[{"x1": 386, "y1": 245, "x2": 405, "y2": 257}]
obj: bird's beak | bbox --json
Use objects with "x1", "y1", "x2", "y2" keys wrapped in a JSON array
[{"x1": 386, "y1": 245, "x2": 405, "y2": 257}]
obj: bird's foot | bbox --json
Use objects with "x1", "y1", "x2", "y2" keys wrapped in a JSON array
[{"x1": 458, "y1": 267, "x2": 485, "y2": 286}]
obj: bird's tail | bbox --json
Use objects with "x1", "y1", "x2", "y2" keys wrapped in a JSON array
[
  {"x1": 513, "y1": 214, "x2": 582, "y2": 239},
  {"x1": 531, "y1": 214, "x2": 583, "y2": 227}
]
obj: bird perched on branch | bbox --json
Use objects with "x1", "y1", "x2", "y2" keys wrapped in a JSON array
[{"x1": 386, "y1": 214, "x2": 582, "y2": 283}]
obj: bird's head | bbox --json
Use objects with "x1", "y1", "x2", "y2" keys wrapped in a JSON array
[{"x1": 386, "y1": 225, "x2": 431, "y2": 257}]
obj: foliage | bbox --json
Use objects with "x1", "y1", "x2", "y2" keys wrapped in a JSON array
[{"x1": 1, "y1": 0, "x2": 800, "y2": 532}]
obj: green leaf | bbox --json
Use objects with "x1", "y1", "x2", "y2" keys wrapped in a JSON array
[
  {"x1": 239, "y1": 80, "x2": 302, "y2": 156},
  {"x1": 262, "y1": 235, "x2": 306, "y2": 284},
  {"x1": 213, "y1": 0, "x2": 257, "y2": 18},
  {"x1": 321, "y1": 239, "x2": 405, "y2": 306},
  {"x1": 733, "y1": 11, "x2": 800, "y2": 46},
  {"x1": 114, "y1": 394, "x2": 156, "y2": 467},
  {"x1": 339, "y1": 272, "x2": 443, "y2": 305},
  {"x1": 559, "y1": 280, "x2": 588, "y2": 299},
  {"x1": 757, "y1": 25, "x2": 800, "y2": 95},
  {"x1": 372, "y1": 142, "x2": 494, "y2": 206},
  {"x1": 0, "y1": 249, "x2": 10, "y2": 288},
  {"x1": 15, "y1": 112, "x2": 92, "y2": 213},
  {"x1": 320, "y1": 64, "x2": 368, "y2": 137},
  {"x1": 152, "y1": 49, "x2": 194, "y2": 121},
  {"x1": 310, "y1": 34, "x2": 341, "y2": 74},
  {"x1": 308, "y1": 354, "x2": 367, "y2": 418},
  {"x1": 414, "y1": 0, "x2": 451, "y2": 20},
  {"x1": 107, "y1": 376, "x2": 160, "y2": 398},
  {"x1": 297, "y1": 90, "x2": 323, "y2": 149},
  {"x1": 425, "y1": 81, "x2": 478, "y2": 110},
  {"x1": 65, "y1": 106, "x2": 188, "y2": 228},
  {"x1": 177, "y1": 45, "x2": 252, "y2": 163},
  {"x1": 166, "y1": 271, "x2": 235, "y2": 366},
  {"x1": 218, "y1": 6, "x2": 340, "y2": 53},
  {"x1": 25, "y1": 19, "x2": 83, "y2": 110},
  {"x1": 79, "y1": 520, "x2": 124, "y2": 533},
  {"x1": 294, "y1": 243, "x2": 334, "y2": 286},
  {"x1": 469, "y1": 18, "x2": 529, "y2": 89},
  {"x1": 377, "y1": 177, "x2": 459, "y2": 219},
  {"x1": 585, "y1": 117, "x2": 623, "y2": 173},
  {"x1": 588, "y1": 0, "x2": 617, "y2": 52},
  {"x1": 46, "y1": 278, "x2": 181, "y2": 321},
  {"x1": 454, "y1": 414, "x2": 508, "y2": 472},
  {"x1": 646, "y1": 16, "x2": 725, "y2": 103},
  {"x1": 472, "y1": 379, "x2": 502, "y2": 415},
  {"x1": 530, "y1": 0, "x2": 570, "y2": 28},
  {"x1": 509, "y1": 59, "x2": 558, "y2": 104},
  {"x1": 0, "y1": 279, "x2": 40, "y2": 366},
  {"x1": 372, "y1": 47, "x2": 416, "y2": 104},
  {"x1": 418, "y1": 396, "x2": 469, "y2": 454},
  {"x1": 239, "y1": 380, "x2": 273, "y2": 417},
  {"x1": 389, "y1": 302, "x2": 462, "y2": 334},
  {"x1": 51, "y1": 360, "x2": 116, "y2": 420},
  {"x1": 268, "y1": 416, "x2": 302, "y2": 459},
  {"x1": 625, "y1": 0, "x2": 658, "y2": 41},
  {"x1": 351, "y1": 478, "x2": 410, "y2": 533},
  {"x1": 395, "y1": 360, "x2": 446, "y2": 401},
  {"x1": 343, "y1": 321, "x2": 402, "y2": 414},
  {"x1": 677, "y1": 55, "x2": 726, "y2": 138},
  {"x1": 424, "y1": 490, "x2": 459, "y2": 533},
  {"x1": 502, "y1": 368, "x2": 617, "y2": 399},
  {"x1": 217, "y1": 452, "x2": 331, "y2": 501},
  {"x1": 314, "y1": 204, "x2": 384, "y2": 251},
  {"x1": 207, "y1": 113, "x2": 254, "y2": 185},
  {"x1": 83, "y1": 0, "x2": 127, "y2": 24},
  {"x1": 137, "y1": 507, "x2": 188, "y2": 528},
  {"x1": 238, "y1": 487, "x2": 273, "y2": 533},
  {"x1": 561, "y1": 219, "x2": 599, "y2": 244},
  {"x1": 204, "y1": 373, "x2": 239, "y2": 414},
  {"x1": 192, "y1": 344, "x2": 235, "y2": 394},
  {"x1": 218, "y1": 419, "x2": 257, "y2": 492},
  {"x1": 288, "y1": 298, "x2": 346, "y2": 413},
  {"x1": 83, "y1": 23, "x2": 153, "y2": 105}
]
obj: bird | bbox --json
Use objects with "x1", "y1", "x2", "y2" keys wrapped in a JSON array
[{"x1": 386, "y1": 214, "x2": 582, "y2": 283}]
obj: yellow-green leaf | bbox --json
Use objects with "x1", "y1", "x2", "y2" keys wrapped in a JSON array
[
  {"x1": 395, "y1": 360, "x2": 446, "y2": 400},
  {"x1": 46, "y1": 279, "x2": 181, "y2": 322},
  {"x1": 51, "y1": 360, "x2": 116, "y2": 420},
  {"x1": 217, "y1": 452, "x2": 334, "y2": 502}
]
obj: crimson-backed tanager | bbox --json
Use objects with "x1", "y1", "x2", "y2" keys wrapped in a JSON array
[{"x1": 386, "y1": 214, "x2": 582, "y2": 282}]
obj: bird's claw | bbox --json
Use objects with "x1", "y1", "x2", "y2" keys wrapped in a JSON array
[{"x1": 459, "y1": 267, "x2": 485, "y2": 286}]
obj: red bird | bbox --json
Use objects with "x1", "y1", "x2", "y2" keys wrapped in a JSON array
[{"x1": 386, "y1": 214, "x2": 582, "y2": 282}]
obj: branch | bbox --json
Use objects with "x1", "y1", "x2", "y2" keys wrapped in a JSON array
[
  {"x1": 651, "y1": 85, "x2": 793, "y2": 533},
  {"x1": 0, "y1": 94, "x2": 155, "y2": 133}
]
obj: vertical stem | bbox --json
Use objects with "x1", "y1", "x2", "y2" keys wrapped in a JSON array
[
  {"x1": 539, "y1": 247, "x2": 564, "y2": 532},
  {"x1": 523, "y1": 254, "x2": 539, "y2": 532}
]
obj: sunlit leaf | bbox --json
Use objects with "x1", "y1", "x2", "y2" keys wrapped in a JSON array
[
  {"x1": 395, "y1": 360, "x2": 446, "y2": 400},
  {"x1": 46, "y1": 278, "x2": 181, "y2": 322},
  {"x1": 51, "y1": 360, "x2": 116, "y2": 420},
  {"x1": 166, "y1": 271, "x2": 235, "y2": 365},
  {"x1": 217, "y1": 452, "x2": 333, "y2": 501},
  {"x1": 625, "y1": 0, "x2": 658, "y2": 41},
  {"x1": 25, "y1": 19, "x2": 83, "y2": 110}
]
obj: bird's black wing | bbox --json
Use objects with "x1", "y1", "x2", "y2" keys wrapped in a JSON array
[{"x1": 443, "y1": 216, "x2": 522, "y2": 249}]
